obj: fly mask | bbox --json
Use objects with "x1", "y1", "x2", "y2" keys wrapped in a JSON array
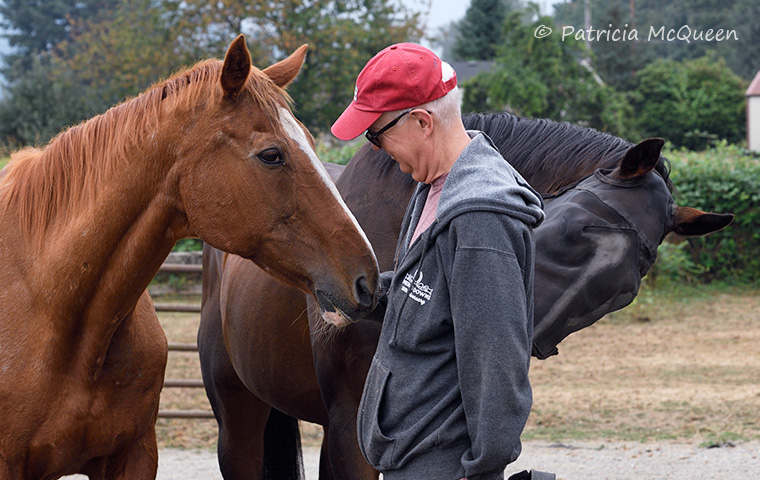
[{"x1": 531, "y1": 168, "x2": 675, "y2": 359}]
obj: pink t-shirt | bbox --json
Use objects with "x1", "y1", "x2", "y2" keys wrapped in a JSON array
[{"x1": 410, "y1": 172, "x2": 449, "y2": 245}]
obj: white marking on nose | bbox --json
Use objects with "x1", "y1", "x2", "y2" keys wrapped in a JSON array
[{"x1": 277, "y1": 107, "x2": 377, "y2": 266}]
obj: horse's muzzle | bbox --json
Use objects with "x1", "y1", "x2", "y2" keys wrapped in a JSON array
[
  {"x1": 315, "y1": 274, "x2": 377, "y2": 328},
  {"x1": 353, "y1": 274, "x2": 375, "y2": 311}
]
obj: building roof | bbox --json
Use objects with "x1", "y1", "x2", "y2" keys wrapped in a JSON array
[
  {"x1": 449, "y1": 61, "x2": 494, "y2": 83},
  {"x1": 746, "y1": 70, "x2": 760, "y2": 96}
]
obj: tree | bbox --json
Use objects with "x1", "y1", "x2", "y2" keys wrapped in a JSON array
[
  {"x1": 630, "y1": 56, "x2": 746, "y2": 150},
  {"x1": 0, "y1": 0, "x2": 110, "y2": 80},
  {"x1": 265, "y1": 0, "x2": 423, "y2": 132},
  {"x1": 462, "y1": 9, "x2": 637, "y2": 138},
  {"x1": 453, "y1": 0, "x2": 517, "y2": 60},
  {"x1": 54, "y1": 0, "x2": 195, "y2": 112},
  {"x1": 0, "y1": 0, "x2": 423, "y2": 144},
  {"x1": 553, "y1": 0, "x2": 760, "y2": 82},
  {"x1": 157, "y1": 0, "x2": 423, "y2": 133},
  {"x1": 0, "y1": 54, "x2": 92, "y2": 146},
  {"x1": 0, "y1": 0, "x2": 193, "y2": 146}
]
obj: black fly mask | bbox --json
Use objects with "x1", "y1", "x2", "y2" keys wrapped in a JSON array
[{"x1": 531, "y1": 166, "x2": 675, "y2": 359}]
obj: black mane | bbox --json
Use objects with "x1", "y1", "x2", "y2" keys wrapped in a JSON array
[{"x1": 462, "y1": 112, "x2": 672, "y2": 194}]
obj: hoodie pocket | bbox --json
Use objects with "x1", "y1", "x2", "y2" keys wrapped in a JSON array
[{"x1": 357, "y1": 358, "x2": 396, "y2": 469}]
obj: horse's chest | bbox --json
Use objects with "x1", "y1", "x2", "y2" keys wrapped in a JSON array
[{"x1": 12, "y1": 312, "x2": 167, "y2": 476}]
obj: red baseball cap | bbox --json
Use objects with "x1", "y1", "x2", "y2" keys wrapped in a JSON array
[{"x1": 331, "y1": 43, "x2": 457, "y2": 141}]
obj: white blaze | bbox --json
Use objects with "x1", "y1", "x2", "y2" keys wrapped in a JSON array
[{"x1": 277, "y1": 107, "x2": 377, "y2": 267}]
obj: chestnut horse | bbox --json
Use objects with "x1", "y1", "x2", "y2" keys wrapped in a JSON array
[
  {"x1": 0, "y1": 35, "x2": 378, "y2": 479},
  {"x1": 199, "y1": 113, "x2": 733, "y2": 479}
]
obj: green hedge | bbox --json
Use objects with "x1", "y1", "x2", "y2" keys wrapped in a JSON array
[
  {"x1": 316, "y1": 140, "x2": 364, "y2": 166},
  {"x1": 663, "y1": 142, "x2": 760, "y2": 284}
]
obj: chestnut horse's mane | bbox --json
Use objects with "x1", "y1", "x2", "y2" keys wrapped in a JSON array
[{"x1": 0, "y1": 58, "x2": 289, "y2": 242}]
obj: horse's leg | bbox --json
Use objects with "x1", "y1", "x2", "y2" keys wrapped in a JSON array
[
  {"x1": 108, "y1": 428, "x2": 159, "y2": 480},
  {"x1": 199, "y1": 260, "x2": 270, "y2": 479},
  {"x1": 215, "y1": 386, "x2": 271, "y2": 479},
  {"x1": 324, "y1": 405, "x2": 379, "y2": 480},
  {"x1": 318, "y1": 425, "x2": 335, "y2": 480},
  {"x1": 199, "y1": 319, "x2": 271, "y2": 478}
]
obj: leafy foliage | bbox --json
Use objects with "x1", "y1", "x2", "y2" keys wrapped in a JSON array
[
  {"x1": 0, "y1": 0, "x2": 422, "y2": 145},
  {"x1": 0, "y1": 0, "x2": 193, "y2": 146},
  {"x1": 0, "y1": 54, "x2": 93, "y2": 146},
  {"x1": 666, "y1": 143, "x2": 760, "y2": 283},
  {"x1": 54, "y1": 0, "x2": 196, "y2": 116},
  {"x1": 461, "y1": 9, "x2": 638, "y2": 138},
  {"x1": 316, "y1": 140, "x2": 364, "y2": 166},
  {"x1": 452, "y1": 0, "x2": 511, "y2": 60},
  {"x1": 134, "y1": 0, "x2": 423, "y2": 134},
  {"x1": 630, "y1": 56, "x2": 746, "y2": 150},
  {"x1": 645, "y1": 241, "x2": 707, "y2": 287},
  {"x1": 553, "y1": 0, "x2": 760, "y2": 82},
  {"x1": 0, "y1": 0, "x2": 110, "y2": 80},
  {"x1": 173, "y1": 238, "x2": 203, "y2": 252},
  {"x1": 254, "y1": 0, "x2": 423, "y2": 134}
]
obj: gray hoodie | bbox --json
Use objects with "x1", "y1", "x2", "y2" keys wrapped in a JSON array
[{"x1": 357, "y1": 132, "x2": 545, "y2": 480}]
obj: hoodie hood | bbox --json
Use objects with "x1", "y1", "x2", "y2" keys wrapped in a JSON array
[{"x1": 430, "y1": 132, "x2": 544, "y2": 237}]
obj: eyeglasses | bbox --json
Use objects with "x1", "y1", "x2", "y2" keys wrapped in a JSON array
[{"x1": 365, "y1": 110, "x2": 412, "y2": 148}]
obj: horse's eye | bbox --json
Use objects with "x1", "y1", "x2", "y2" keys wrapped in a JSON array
[{"x1": 256, "y1": 148, "x2": 284, "y2": 165}]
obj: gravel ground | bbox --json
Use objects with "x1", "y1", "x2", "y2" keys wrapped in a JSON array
[{"x1": 62, "y1": 440, "x2": 760, "y2": 479}]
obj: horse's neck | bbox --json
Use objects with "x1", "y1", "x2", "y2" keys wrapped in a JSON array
[
  {"x1": 478, "y1": 118, "x2": 614, "y2": 194},
  {"x1": 25, "y1": 148, "x2": 183, "y2": 368}
]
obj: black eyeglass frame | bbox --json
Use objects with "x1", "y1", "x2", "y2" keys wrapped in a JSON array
[{"x1": 364, "y1": 109, "x2": 431, "y2": 148}]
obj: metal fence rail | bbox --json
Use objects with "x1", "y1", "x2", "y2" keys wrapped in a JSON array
[{"x1": 155, "y1": 253, "x2": 212, "y2": 420}]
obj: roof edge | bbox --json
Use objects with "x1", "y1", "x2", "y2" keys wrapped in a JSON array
[{"x1": 746, "y1": 71, "x2": 760, "y2": 96}]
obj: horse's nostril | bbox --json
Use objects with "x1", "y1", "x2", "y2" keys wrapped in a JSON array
[{"x1": 354, "y1": 275, "x2": 374, "y2": 309}]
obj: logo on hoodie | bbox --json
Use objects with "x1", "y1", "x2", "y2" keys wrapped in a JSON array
[{"x1": 401, "y1": 270, "x2": 433, "y2": 306}]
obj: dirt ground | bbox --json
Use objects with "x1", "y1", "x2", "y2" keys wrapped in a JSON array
[
  {"x1": 526, "y1": 288, "x2": 760, "y2": 445},
  {"x1": 154, "y1": 286, "x2": 760, "y2": 450}
]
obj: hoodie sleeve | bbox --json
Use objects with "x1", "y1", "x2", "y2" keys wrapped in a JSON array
[{"x1": 444, "y1": 211, "x2": 534, "y2": 480}]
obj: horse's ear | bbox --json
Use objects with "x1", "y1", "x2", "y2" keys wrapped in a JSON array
[
  {"x1": 612, "y1": 137, "x2": 665, "y2": 180},
  {"x1": 262, "y1": 44, "x2": 308, "y2": 89},
  {"x1": 671, "y1": 206, "x2": 734, "y2": 236},
  {"x1": 221, "y1": 34, "x2": 251, "y2": 98}
]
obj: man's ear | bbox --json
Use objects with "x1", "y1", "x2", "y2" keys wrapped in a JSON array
[{"x1": 412, "y1": 109, "x2": 433, "y2": 137}]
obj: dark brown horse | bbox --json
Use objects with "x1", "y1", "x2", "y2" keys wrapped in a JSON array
[
  {"x1": 0, "y1": 35, "x2": 378, "y2": 479},
  {"x1": 198, "y1": 113, "x2": 733, "y2": 480}
]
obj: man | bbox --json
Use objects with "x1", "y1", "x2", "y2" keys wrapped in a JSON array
[{"x1": 332, "y1": 43, "x2": 546, "y2": 480}]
